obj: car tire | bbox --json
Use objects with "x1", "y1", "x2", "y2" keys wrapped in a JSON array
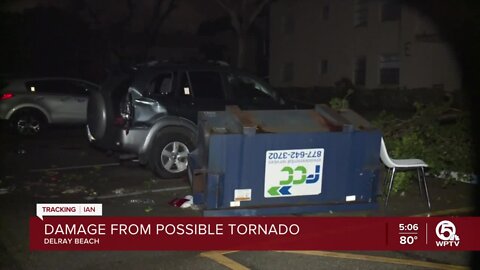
[
  {"x1": 10, "y1": 109, "x2": 46, "y2": 136},
  {"x1": 149, "y1": 127, "x2": 195, "y2": 179}
]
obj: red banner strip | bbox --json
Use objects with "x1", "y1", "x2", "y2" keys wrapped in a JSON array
[{"x1": 29, "y1": 217, "x2": 480, "y2": 251}]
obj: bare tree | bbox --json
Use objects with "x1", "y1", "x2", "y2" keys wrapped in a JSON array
[
  {"x1": 73, "y1": 0, "x2": 176, "y2": 64},
  {"x1": 143, "y1": 0, "x2": 176, "y2": 59},
  {"x1": 214, "y1": 0, "x2": 271, "y2": 68}
]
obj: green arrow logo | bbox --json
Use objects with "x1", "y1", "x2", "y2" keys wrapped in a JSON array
[{"x1": 268, "y1": 186, "x2": 280, "y2": 196}]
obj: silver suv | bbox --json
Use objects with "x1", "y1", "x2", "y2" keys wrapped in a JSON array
[
  {"x1": 87, "y1": 62, "x2": 295, "y2": 178},
  {"x1": 0, "y1": 77, "x2": 99, "y2": 135}
]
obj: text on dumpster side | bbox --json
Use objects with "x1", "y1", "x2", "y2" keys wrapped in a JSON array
[{"x1": 267, "y1": 149, "x2": 323, "y2": 160}]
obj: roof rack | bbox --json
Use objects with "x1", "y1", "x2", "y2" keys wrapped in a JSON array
[
  {"x1": 206, "y1": 60, "x2": 230, "y2": 66},
  {"x1": 132, "y1": 59, "x2": 230, "y2": 70}
]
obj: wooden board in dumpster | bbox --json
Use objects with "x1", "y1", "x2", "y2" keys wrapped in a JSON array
[{"x1": 187, "y1": 105, "x2": 382, "y2": 216}]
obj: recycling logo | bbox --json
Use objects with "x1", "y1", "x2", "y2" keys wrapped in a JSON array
[{"x1": 264, "y1": 148, "x2": 324, "y2": 198}]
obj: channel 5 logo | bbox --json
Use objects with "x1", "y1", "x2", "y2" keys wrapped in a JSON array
[{"x1": 435, "y1": 220, "x2": 460, "y2": 247}]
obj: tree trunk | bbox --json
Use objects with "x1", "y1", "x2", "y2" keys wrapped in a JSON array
[{"x1": 237, "y1": 32, "x2": 247, "y2": 69}]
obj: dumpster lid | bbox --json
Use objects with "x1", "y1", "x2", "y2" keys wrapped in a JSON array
[{"x1": 198, "y1": 105, "x2": 374, "y2": 135}]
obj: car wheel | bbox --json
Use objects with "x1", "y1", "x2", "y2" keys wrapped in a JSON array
[
  {"x1": 11, "y1": 110, "x2": 46, "y2": 136},
  {"x1": 150, "y1": 127, "x2": 195, "y2": 178}
]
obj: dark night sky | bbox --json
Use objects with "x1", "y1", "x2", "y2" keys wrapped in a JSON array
[
  {"x1": 0, "y1": 0, "x2": 234, "y2": 80},
  {"x1": 2, "y1": 0, "x2": 224, "y2": 33},
  {"x1": 2, "y1": 0, "x2": 480, "y2": 88}
]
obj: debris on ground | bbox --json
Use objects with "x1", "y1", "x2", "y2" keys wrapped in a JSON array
[
  {"x1": 129, "y1": 198, "x2": 155, "y2": 205},
  {"x1": 0, "y1": 176, "x2": 16, "y2": 195},
  {"x1": 0, "y1": 187, "x2": 12, "y2": 195},
  {"x1": 169, "y1": 195, "x2": 193, "y2": 208},
  {"x1": 436, "y1": 171, "x2": 479, "y2": 184},
  {"x1": 43, "y1": 170, "x2": 60, "y2": 182},
  {"x1": 61, "y1": 186, "x2": 86, "y2": 194},
  {"x1": 17, "y1": 144, "x2": 26, "y2": 155},
  {"x1": 149, "y1": 178, "x2": 160, "y2": 184},
  {"x1": 112, "y1": 188, "x2": 126, "y2": 195},
  {"x1": 190, "y1": 204, "x2": 202, "y2": 211}
]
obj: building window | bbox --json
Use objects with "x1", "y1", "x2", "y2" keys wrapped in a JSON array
[
  {"x1": 282, "y1": 62, "x2": 294, "y2": 83},
  {"x1": 354, "y1": 0, "x2": 368, "y2": 27},
  {"x1": 318, "y1": 59, "x2": 328, "y2": 75},
  {"x1": 381, "y1": 0, "x2": 401, "y2": 21},
  {"x1": 322, "y1": 4, "x2": 330, "y2": 20},
  {"x1": 379, "y1": 54, "x2": 399, "y2": 85},
  {"x1": 282, "y1": 15, "x2": 294, "y2": 34},
  {"x1": 354, "y1": 57, "x2": 366, "y2": 86}
]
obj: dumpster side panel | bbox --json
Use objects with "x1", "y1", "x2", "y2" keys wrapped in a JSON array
[
  {"x1": 206, "y1": 132, "x2": 377, "y2": 209},
  {"x1": 345, "y1": 131, "x2": 382, "y2": 204}
]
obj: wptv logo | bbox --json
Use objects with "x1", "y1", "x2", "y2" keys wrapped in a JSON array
[{"x1": 435, "y1": 220, "x2": 460, "y2": 247}]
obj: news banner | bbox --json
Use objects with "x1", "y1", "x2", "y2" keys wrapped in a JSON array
[{"x1": 30, "y1": 203, "x2": 480, "y2": 250}]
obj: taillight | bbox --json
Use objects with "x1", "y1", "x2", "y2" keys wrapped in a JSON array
[{"x1": 0, "y1": 93, "x2": 14, "y2": 101}]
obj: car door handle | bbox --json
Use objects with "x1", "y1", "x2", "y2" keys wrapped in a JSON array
[
  {"x1": 60, "y1": 97, "x2": 70, "y2": 101},
  {"x1": 76, "y1": 98, "x2": 86, "y2": 102}
]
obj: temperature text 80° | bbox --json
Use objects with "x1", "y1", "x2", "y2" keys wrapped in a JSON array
[{"x1": 400, "y1": 235, "x2": 418, "y2": 245}]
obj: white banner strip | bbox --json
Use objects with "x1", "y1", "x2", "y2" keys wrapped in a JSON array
[{"x1": 36, "y1": 203, "x2": 102, "y2": 220}]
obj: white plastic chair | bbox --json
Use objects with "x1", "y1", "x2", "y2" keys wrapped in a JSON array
[{"x1": 380, "y1": 138, "x2": 431, "y2": 209}]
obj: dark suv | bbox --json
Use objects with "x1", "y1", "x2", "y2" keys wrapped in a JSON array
[{"x1": 87, "y1": 62, "x2": 293, "y2": 178}]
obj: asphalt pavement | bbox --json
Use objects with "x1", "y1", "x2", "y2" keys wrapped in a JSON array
[{"x1": 0, "y1": 125, "x2": 477, "y2": 270}]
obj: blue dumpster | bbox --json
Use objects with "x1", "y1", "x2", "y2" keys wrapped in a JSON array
[{"x1": 188, "y1": 105, "x2": 382, "y2": 216}]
